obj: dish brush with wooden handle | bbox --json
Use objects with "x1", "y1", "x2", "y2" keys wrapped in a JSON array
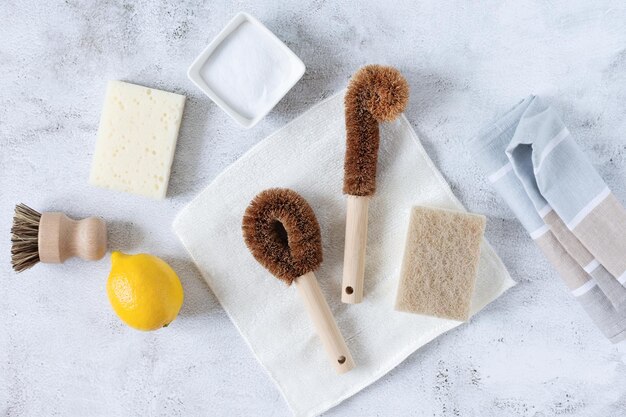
[
  {"x1": 11, "y1": 203, "x2": 107, "y2": 272},
  {"x1": 342, "y1": 65, "x2": 409, "y2": 303},
  {"x1": 242, "y1": 188, "x2": 355, "y2": 374}
]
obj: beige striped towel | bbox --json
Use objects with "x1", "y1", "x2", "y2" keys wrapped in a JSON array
[{"x1": 471, "y1": 95, "x2": 626, "y2": 343}]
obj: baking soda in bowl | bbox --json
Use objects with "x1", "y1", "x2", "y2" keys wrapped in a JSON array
[
  {"x1": 188, "y1": 13, "x2": 305, "y2": 128},
  {"x1": 199, "y1": 21, "x2": 293, "y2": 120}
]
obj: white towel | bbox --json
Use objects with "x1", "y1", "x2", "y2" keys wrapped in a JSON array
[{"x1": 173, "y1": 91, "x2": 515, "y2": 416}]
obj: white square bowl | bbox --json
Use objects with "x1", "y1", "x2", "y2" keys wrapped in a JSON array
[{"x1": 187, "y1": 12, "x2": 306, "y2": 129}]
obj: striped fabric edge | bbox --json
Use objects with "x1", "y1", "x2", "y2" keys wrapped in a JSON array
[
  {"x1": 533, "y1": 127, "x2": 570, "y2": 174},
  {"x1": 538, "y1": 204, "x2": 553, "y2": 218},
  {"x1": 488, "y1": 162, "x2": 513, "y2": 183},
  {"x1": 530, "y1": 224, "x2": 551, "y2": 240},
  {"x1": 566, "y1": 187, "x2": 611, "y2": 230},
  {"x1": 583, "y1": 259, "x2": 600, "y2": 274},
  {"x1": 571, "y1": 278, "x2": 597, "y2": 297}
]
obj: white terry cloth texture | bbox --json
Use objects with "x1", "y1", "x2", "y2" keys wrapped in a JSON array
[{"x1": 173, "y1": 91, "x2": 515, "y2": 417}]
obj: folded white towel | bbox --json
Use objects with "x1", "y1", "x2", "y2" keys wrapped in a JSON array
[{"x1": 173, "y1": 91, "x2": 515, "y2": 416}]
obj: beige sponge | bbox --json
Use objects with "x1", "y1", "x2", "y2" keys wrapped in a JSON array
[{"x1": 395, "y1": 206, "x2": 486, "y2": 321}]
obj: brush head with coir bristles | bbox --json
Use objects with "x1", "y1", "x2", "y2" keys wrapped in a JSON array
[
  {"x1": 11, "y1": 203, "x2": 42, "y2": 272},
  {"x1": 242, "y1": 188, "x2": 323, "y2": 285},
  {"x1": 343, "y1": 65, "x2": 409, "y2": 197}
]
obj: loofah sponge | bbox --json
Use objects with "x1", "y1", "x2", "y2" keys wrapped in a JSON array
[{"x1": 395, "y1": 206, "x2": 486, "y2": 321}]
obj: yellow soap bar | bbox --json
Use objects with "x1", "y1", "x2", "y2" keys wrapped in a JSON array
[{"x1": 89, "y1": 81, "x2": 186, "y2": 199}]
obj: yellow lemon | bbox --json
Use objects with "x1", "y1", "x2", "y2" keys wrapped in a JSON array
[{"x1": 107, "y1": 251, "x2": 184, "y2": 331}]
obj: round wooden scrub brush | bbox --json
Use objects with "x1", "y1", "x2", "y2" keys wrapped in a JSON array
[
  {"x1": 242, "y1": 188, "x2": 355, "y2": 374},
  {"x1": 342, "y1": 65, "x2": 409, "y2": 303},
  {"x1": 11, "y1": 204, "x2": 107, "y2": 272}
]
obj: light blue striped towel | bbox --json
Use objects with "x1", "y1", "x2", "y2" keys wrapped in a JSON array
[{"x1": 470, "y1": 96, "x2": 626, "y2": 343}]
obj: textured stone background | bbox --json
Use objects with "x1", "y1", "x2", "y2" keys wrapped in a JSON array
[{"x1": 1, "y1": 1, "x2": 625, "y2": 416}]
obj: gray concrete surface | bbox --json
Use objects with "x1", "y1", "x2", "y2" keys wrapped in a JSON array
[{"x1": 1, "y1": 1, "x2": 625, "y2": 416}]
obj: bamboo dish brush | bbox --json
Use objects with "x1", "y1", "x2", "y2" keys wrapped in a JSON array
[
  {"x1": 342, "y1": 65, "x2": 409, "y2": 303},
  {"x1": 11, "y1": 204, "x2": 107, "y2": 272},
  {"x1": 242, "y1": 188, "x2": 355, "y2": 374}
]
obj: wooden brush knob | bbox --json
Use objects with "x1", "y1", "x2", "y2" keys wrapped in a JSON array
[{"x1": 38, "y1": 212, "x2": 107, "y2": 263}]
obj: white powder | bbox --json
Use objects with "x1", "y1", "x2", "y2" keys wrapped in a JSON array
[{"x1": 200, "y1": 21, "x2": 294, "y2": 120}]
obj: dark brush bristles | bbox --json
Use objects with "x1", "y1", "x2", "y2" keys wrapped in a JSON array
[
  {"x1": 343, "y1": 65, "x2": 409, "y2": 196},
  {"x1": 242, "y1": 188, "x2": 323, "y2": 285},
  {"x1": 11, "y1": 204, "x2": 42, "y2": 272}
]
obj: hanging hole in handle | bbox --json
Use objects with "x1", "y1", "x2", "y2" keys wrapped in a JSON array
[
  {"x1": 338, "y1": 356, "x2": 346, "y2": 364},
  {"x1": 345, "y1": 286, "x2": 354, "y2": 295}
]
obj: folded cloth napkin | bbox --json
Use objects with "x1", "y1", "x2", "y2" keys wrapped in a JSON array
[
  {"x1": 470, "y1": 95, "x2": 626, "y2": 343},
  {"x1": 174, "y1": 91, "x2": 515, "y2": 416}
]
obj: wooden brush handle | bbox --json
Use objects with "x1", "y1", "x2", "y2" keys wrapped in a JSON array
[
  {"x1": 295, "y1": 272, "x2": 355, "y2": 374},
  {"x1": 342, "y1": 195, "x2": 369, "y2": 303},
  {"x1": 38, "y1": 212, "x2": 107, "y2": 264}
]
